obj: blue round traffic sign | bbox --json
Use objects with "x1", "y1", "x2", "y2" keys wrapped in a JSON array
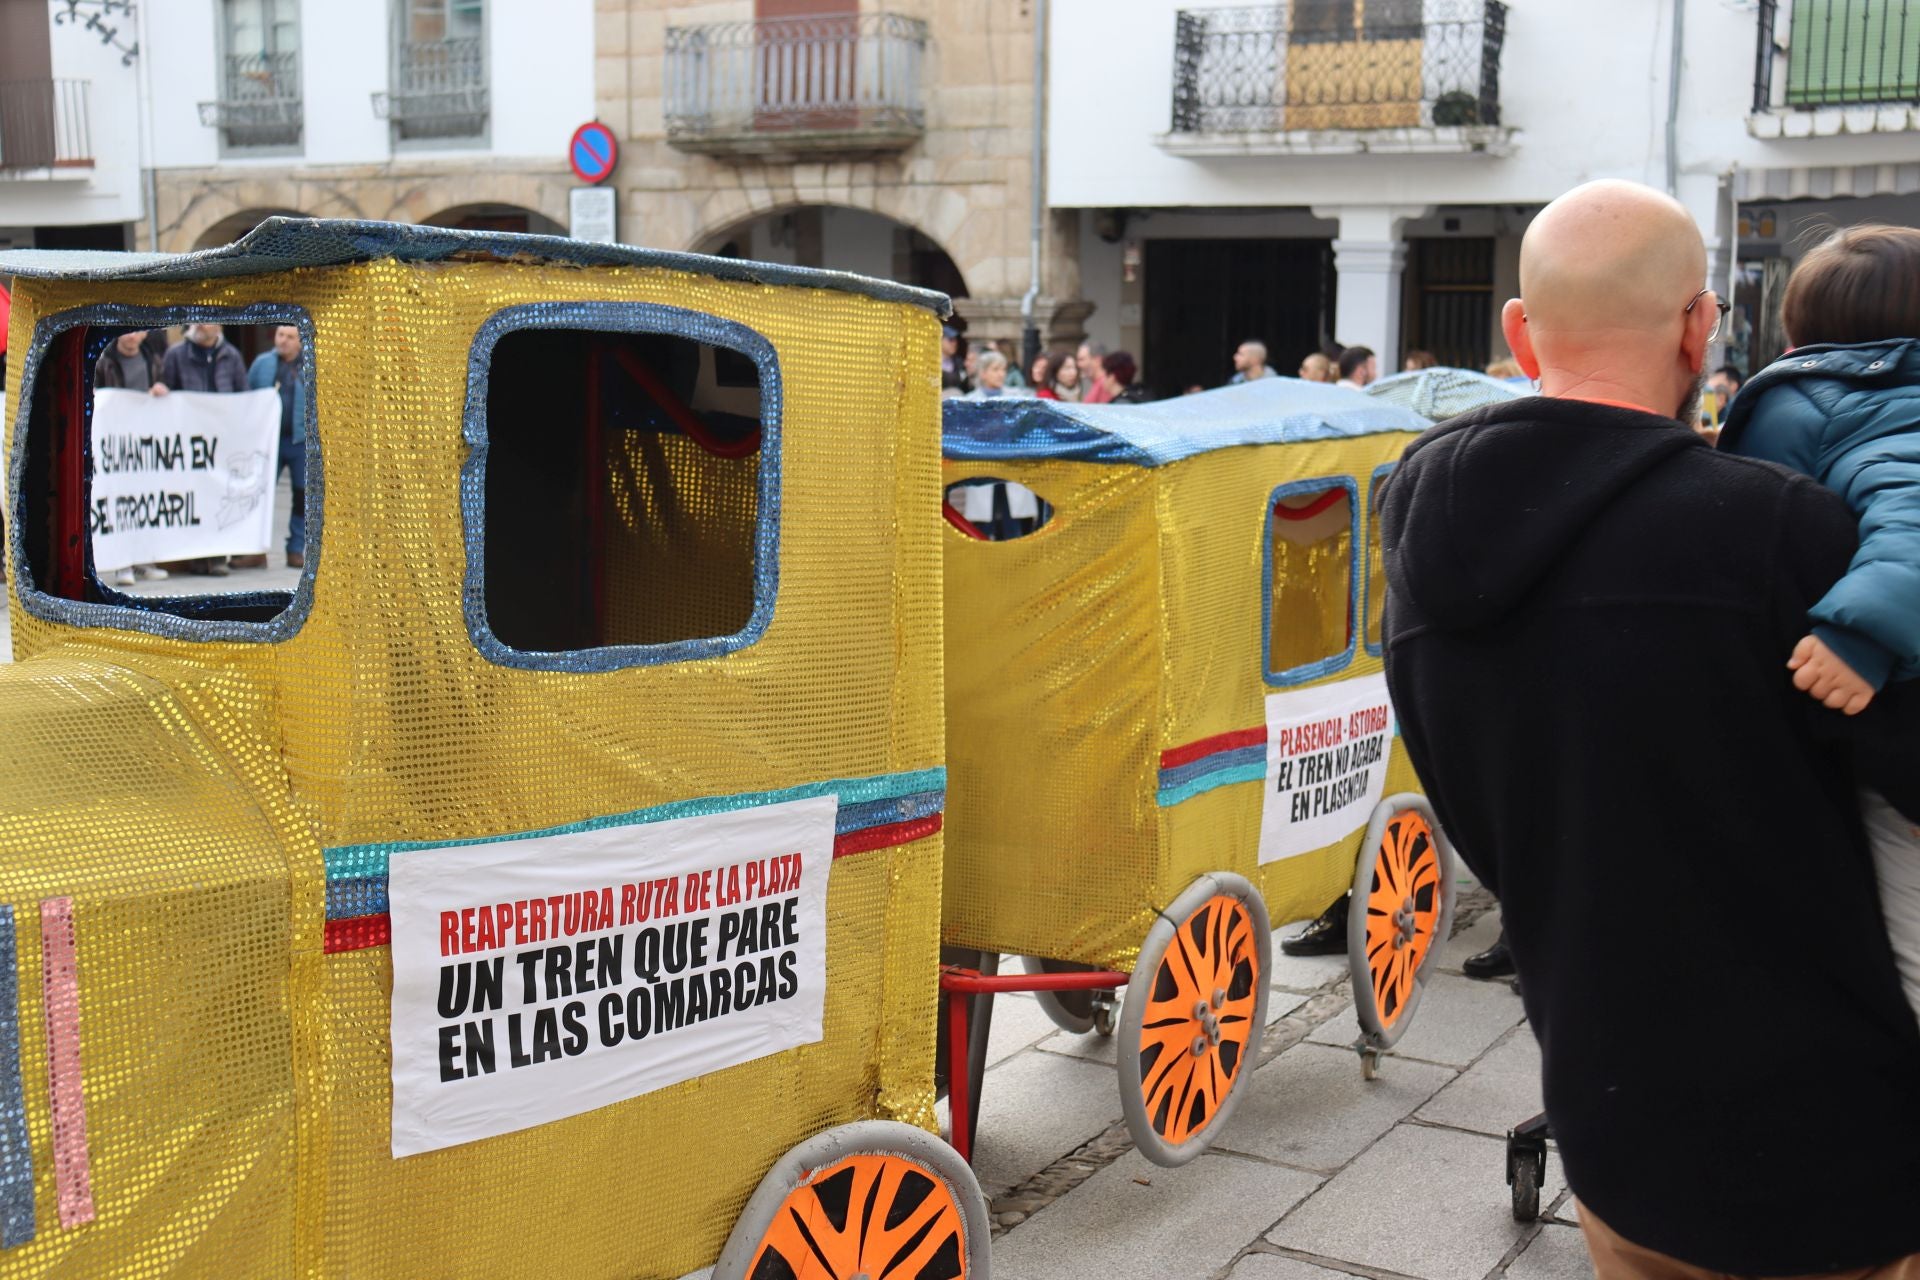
[{"x1": 569, "y1": 122, "x2": 619, "y2": 185}]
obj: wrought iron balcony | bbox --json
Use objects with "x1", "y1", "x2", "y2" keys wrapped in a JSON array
[
  {"x1": 374, "y1": 36, "x2": 488, "y2": 140},
  {"x1": 1754, "y1": 0, "x2": 1920, "y2": 111},
  {"x1": 0, "y1": 79, "x2": 93, "y2": 172},
  {"x1": 1165, "y1": 0, "x2": 1508, "y2": 153},
  {"x1": 664, "y1": 12, "x2": 928, "y2": 156},
  {"x1": 197, "y1": 51, "x2": 302, "y2": 149}
]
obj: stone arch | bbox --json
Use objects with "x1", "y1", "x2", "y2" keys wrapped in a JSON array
[
  {"x1": 420, "y1": 202, "x2": 566, "y2": 236},
  {"x1": 693, "y1": 202, "x2": 970, "y2": 301},
  {"x1": 160, "y1": 166, "x2": 575, "y2": 254}
]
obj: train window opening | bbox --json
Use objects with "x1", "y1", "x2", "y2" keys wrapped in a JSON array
[
  {"x1": 942, "y1": 478, "x2": 1053, "y2": 541},
  {"x1": 1364, "y1": 466, "x2": 1393, "y2": 655},
  {"x1": 1264, "y1": 479, "x2": 1358, "y2": 685},
  {"x1": 480, "y1": 325, "x2": 767, "y2": 656},
  {"x1": 19, "y1": 315, "x2": 310, "y2": 628}
]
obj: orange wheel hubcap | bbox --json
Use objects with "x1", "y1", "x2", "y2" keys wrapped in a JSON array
[
  {"x1": 1364, "y1": 810, "x2": 1442, "y2": 1032},
  {"x1": 749, "y1": 1152, "x2": 968, "y2": 1280},
  {"x1": 1136, "y1": 894, "x2": 1260, "y2": 1147}
]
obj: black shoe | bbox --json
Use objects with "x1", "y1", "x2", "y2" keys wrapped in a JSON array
[
  {"x1": 1280, "y1": 897, "x2": 1349, "y2": 957},
  {"x1": 1462, "y1": 935, "x2": 1516, "y2": 980},
  {"x1": 1509, "y1": 976, "x2": 1523, "y2": 997}
]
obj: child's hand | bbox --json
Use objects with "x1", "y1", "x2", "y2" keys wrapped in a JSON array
[{"x1": 1788, "y1": 634, "x2": 1877, "y2": 715}]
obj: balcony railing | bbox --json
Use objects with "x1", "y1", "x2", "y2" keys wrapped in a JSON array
[
  {"x1": 0, "y1": 79, "x2": 92, "y2": 171},
  {"x1": 197, "y1": 51, "x2": 302, "y2": 150},
  {"x1": 665, "y1": 13, "x2": 928, "y2": 155},
  {"x1": 1754, "y1": 0, "x2": 1920, "y2": 110},
  {"x1": 1169, "y1": 0, "x2": 1506, "y2": 135},
  {"x1": 375, "y1": 36, "x2": 488, "y2": 140}
]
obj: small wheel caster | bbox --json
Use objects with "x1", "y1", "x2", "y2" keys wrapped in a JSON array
[
  {"x1": 1358, "y1": 1046, "x2": 1382, "y2": 1080},
  {"x1": 1509, "y1": 1148, "x2": 1543, "y2": 1221},
  {"x1": 1091, "y1": 991, "x2": 1117, "y2": 1037}
]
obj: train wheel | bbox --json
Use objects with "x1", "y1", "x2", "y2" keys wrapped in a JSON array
[
  {"x1": 1021, "y1": 956, "x2": 1096, "y2": 1035},
  {"x1": 1118, "y1": 873, "x2": 1270, "y2": 1167},
  {"x1": 1347, "y1": 794, "x2": 1457, "y2": 1067},
  {"x1": 715, "y1": 1120, "x2": 991, "y2": 1280}
]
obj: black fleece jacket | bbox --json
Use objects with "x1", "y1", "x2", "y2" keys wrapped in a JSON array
[{"x1": 1381, "y1": 396, "x2": 1920, "y2": 1274}]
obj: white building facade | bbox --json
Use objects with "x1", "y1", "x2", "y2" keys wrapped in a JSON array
[
  {"x1": 1050, "y1": 0, "x2": 1920, "y2": 393},
  {"x1": 0, "y1": 0, "x2": 596, "y2": 256}
]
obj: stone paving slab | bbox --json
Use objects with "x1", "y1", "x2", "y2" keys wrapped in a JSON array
[
  {"x1": 1211, "y1": 1041, "x2": 1456, "y2": 1174},
  {"x1": 1267, "y1": 1124, "x2": 1563, "y2": 1280},
  {"x1": 1506, "y1": 1223, "x2": 1596, "y2": 1280},
  {"x1": 1309, "y1": 972, "x2": 1525, "y2": 1069},
  {"x1": 1435, "y1": 909, "x2": 1504, "y2": 973},
  {"x1": 1037, "y1": 988, "x2": 1313, "y2": 1067},
  {"x1": 986, "y1": 992, "x2": 1072, "y2": 1069},
  {"x1": 972, "y1": 1047, "x2": 1125, "y2": 1198},
  {"x1": 1267, "y1": 932, "x2": 1352, "y2": 994},
  {"x1": 992, "y1": 1147, "x2": 1322, "y2": 1280},
  {"x1": 1415, "y1": 1025, "x2": 1543, "y2": 1137},
  {"x1": 1226, "y1": 1253, "x2": 1354, "y2": 1280}
]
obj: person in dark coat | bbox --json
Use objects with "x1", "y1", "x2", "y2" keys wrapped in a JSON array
[
  {"x1": 1381, "y1": 179, "x2": 1920, "y2": 1276},
  {"x1": 159, "y1": 322, "x2": 246, "y2": 394},
  {"x1": 92, "y1": 329, "x2": 170, "y2": 395},
  {"x1": 158, "y1": 323, "x2": 244, "y2": 575}
]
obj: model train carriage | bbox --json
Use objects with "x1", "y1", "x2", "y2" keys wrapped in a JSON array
[
  {"x1": 940, "y1": 381, "x2": 1458, "y2": 1165},
  {"x1": 0, "y1": 220, "x2": 984, "y2": 1280}
]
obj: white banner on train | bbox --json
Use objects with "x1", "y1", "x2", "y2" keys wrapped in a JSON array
[
  {"x1": 88, "y1": 387, "x2": 280, "y2": 571},
  {"x1": 1258, "y1": 673, "x2": 1395, "y2": 864},
  {"x1": 387, "y1": 796, "x2": 837, "y2": 1157}
]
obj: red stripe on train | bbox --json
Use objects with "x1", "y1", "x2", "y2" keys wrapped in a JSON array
[{"x1": 1159, "y1": 727, "x2": 1267, "y2": 771}]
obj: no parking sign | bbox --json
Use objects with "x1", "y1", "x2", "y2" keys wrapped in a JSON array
[{"x1": 569, "y1": 122, "x2": 619, "y2": 185}]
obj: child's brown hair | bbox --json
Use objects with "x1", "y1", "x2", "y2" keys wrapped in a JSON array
[{"x1": 1782, "y1": 224, "x2": 1920, "y2": 347}]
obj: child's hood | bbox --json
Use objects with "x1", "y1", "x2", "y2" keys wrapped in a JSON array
[{"x1": 1720, "y1": 337, "x2": 1920, "y2": 458}]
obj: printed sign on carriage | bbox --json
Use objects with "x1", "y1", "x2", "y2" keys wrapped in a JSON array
[
  {"x1": 1258, "y1": 672, "x2": 1395, "y2": 864},
  {"x1": 386, "y1": 797, "x2": 836, "y2": 1157}
]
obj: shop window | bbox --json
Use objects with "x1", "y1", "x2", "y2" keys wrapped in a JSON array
[
  {"x1": 1264, "y1": 477, "x2": 1358, "y2": 685},
  {"x1": 1364, "y1": 465, "x2": 1393, "y2": 655},
  {"x1": 942, "y1": 478, "x2": 1052, "y2": 541},
  {"x1": 16, "y1": 310, "x2": 312, "y2": 638},
  {"x1": 473, "y1": 315, "x2": 776, "y2": 666}
]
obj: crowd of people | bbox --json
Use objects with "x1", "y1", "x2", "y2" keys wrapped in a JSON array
[
  {"x1": 938, "y1": 325, "x2": 1393, "y2": 405},
  {"x1": 89, "y1": 321, "x2": 308, "y2": 581}
]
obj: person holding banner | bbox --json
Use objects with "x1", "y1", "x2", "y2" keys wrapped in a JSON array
[
  {"x1": 160, "y1": 324, "x2": 247, "y2": 577},
  {"x1": 92, "y1": 331, "x2": 172, "y2": 587},
  {"x1": 243, "y1": 324, "x2": 307, "y2": 570}
]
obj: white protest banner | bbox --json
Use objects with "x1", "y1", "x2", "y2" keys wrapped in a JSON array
[
  {"x1": 89, "y1": 386, "x2": 280, "y2": 571},
  {"x1": 1258, "y1": 672, "x2": 1395, "y2": 865},
  {"x1": 387, "y1": 795, "x2": 837, "y2": 1157}
]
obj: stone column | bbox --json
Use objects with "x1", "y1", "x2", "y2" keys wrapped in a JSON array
[{"x1": 1313, "y1": 204, "x2": 1433, "y2": 376}]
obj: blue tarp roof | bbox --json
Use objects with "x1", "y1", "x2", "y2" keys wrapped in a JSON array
[
  {"x1": 942, "y1": 378, "x2": 1430, "y2": 468},
  {"x1": 0, "y1": 217, "x2": 952, "y2": 317}
]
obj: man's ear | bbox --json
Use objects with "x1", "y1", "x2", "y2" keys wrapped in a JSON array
[
  {"x1": 1500, "y1": 299, "x2": 1539, "y2": 378},
  {"x1": 1680, "y1": 295, "x2": 1715, "y2": 374}
]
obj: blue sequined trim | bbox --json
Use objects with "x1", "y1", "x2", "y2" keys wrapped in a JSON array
[
  {"x1": 322, "y1": 766, "x2": 948, "y2": 886},
  {"x1": 8, "y1": 302, "x2": 322, "y2": 645},
  {"x1": 1262, "y1": 474, "x2": 1361, "y2": 688},
  {"x1": 0, "y1": 906, "x2": 34, "y2": 1249},
  {"x1": 1157, "y1": 744, "x2": 1266, "y2": 794},
  {"x1": 461, "y1": 303, "x2": 782, "y2": 673},
  {"x1": 1363, "y1": 462, "x2": 1396, "y2": 659},
  {"x1": 1156, "y1": 763, "x2": 1267, "y2": 808}
]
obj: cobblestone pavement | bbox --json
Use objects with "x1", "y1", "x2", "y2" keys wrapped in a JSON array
[
  {"x1": 967, "y1": 894, "x2": 1586, "y2": 1280},
  {"x1": 0, "y1": 476, "x2": 1580, "y2": 1279}
]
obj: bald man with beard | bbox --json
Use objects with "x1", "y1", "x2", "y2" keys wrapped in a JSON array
[{"x1": 1380, "y1": 180, "x2": 1920, "y2": 1276}]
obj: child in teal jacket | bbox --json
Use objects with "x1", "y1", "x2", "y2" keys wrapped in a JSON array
[{"x1": 1722, "y1": 224, "x2": 1920, "y2": 1020}]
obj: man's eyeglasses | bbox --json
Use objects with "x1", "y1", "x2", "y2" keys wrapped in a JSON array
[{"x1": 1686, "y1": 288, "x2": 1732, "y2": 344}]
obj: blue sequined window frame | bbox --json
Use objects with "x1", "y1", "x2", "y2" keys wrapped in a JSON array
[
  {"x1": 7, "y1": 302, "x2": 322, "y2": 644},
  {"x1": 1363, "y1": 462, "x2": 1396, "y2": 659},
  {"x1": 461, "y1": 302, "x2": 783, "y2": 673},
  {"x1": 1261, "y1": 473, "x2": 1360, "y2": 688}
]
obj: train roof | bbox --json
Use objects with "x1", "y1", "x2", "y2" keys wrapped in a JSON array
[
  {"x1": 1365, "y1": 367, "x2": 1527, "y2": 420},
  {"x1": 942, "y1": 377, "x2": 1430, "y2": 468},
  {"x1": 0, "y1": 217, "x2": 952, "y2": 317}
]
